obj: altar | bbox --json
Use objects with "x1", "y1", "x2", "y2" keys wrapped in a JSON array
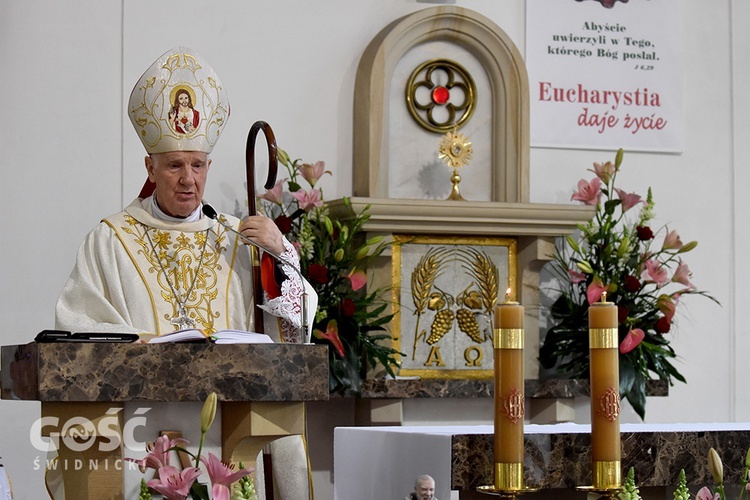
[
  {"x1": 1, "y1": 341, "x2": 329, "y2": 499},
  {"x1": 333, "y1": 423, "x2": 750, "y2": 500}
]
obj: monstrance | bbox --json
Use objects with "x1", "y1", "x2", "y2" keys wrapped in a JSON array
[{"x1": 438, "y1": 127, "x2": 473, "y2": 201}]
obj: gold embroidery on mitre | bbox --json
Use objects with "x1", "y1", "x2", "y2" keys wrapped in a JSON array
[
  {"x1": 597, "y1": 386, "x2": 621, "y2": 422},
  {"x1": 502, "y1": 387, "x2": 525, "y2": 424},
  {"x1": 128, "y1": 48, "x2": 229, "y2": 154}
]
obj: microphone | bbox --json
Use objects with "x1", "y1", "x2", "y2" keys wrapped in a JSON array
[{"x1": 202, "y1": 203, "x2": 310, "y2": 343}]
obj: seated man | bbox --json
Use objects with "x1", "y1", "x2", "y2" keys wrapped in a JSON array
[
  {"x1": 55, "y1": 46, "x2": 316, "y2": 342},
  {"x1": 405, "y1": 474, "x2": 437, "y2": 500}
]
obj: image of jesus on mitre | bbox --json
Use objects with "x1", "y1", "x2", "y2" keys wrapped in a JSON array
[{"x1": 168, "y1": 85, "x2": 200, "y2": 134}]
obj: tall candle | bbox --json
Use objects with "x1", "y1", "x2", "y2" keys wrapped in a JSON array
[
  {"x1": 492, "y1": 292, "x2": 525, "y2": 490},
  {"x1": 588, "y1": 298, "x2": 621, "y2": 489}
]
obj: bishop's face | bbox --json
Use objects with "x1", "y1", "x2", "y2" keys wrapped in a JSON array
[{"x1": 146, "y1": 151, "x2": 211, "y2": 218}]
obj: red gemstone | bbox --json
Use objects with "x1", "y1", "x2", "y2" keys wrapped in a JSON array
[{"x1": 431, "y1": 86, "x2": 450, "y2": 105}]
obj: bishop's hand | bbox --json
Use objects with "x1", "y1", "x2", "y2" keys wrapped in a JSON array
[{"x1": 238, "y1": 215, "x2": 286, "y2": 257}]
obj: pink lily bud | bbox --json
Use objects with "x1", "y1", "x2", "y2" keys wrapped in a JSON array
[
  {"x1": 591, "y1": 161, "x2": 616, "y2": 184},
  {"x1": 662, "y1": 229, "x2": 684, "y2": 250},
  {"x1": 298, "y1": 161, "x2": 331, "y2": 187}
]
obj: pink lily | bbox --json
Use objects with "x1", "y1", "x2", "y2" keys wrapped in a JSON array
[
  {"x1": 292, "y1": 188, "x2": 323, "y2": 211},
  {"x1": 147, "y1": 465, "x2": 201, "y2": 500},
  {"x1": 313, "y1": 319, "x2": 346, "y2": 357},
  {"x1": 586, "y1": 279, "x2": 608, "y2": 305},
  {"x1": 591, "y1": 161, "x2": 616, "y2": 184},
  {"x1": 571, "y1": 178, "x2": 602, "y2": 206},
  {"x1": 347, "y1": 270, "x2": 367, "y2": 291},
  {"x1": 127, "y1": 434, "x2": 188, "y2": 473},
  {"x1": 695, "y1": 486, "x2": 719, "y2": 500},
  {"x1": 201, "y1": 452, "x2": 254, "y2": 500},
  {"x1": 569, "y1": 269, "x2": 586, "y2": 284},
  {"x1": 297, "y1": 161, "x2": 331, "y2": 187},
  {"x1": 641, "y1": 259, "x2": 669, "y2": 286},
  {"x1": 615, "y1": 188, "x2": 642, "y2": 212},
  {"x1": 672, "y1": 259, "x2": 695, "y2": 289},
  {"x1": 619, "y1": 328, "x2": 645, "y2": 354},
  {"x1": 662, "y1": 228, "x2": 684, "y2": 250},
  {"x1": 656, "y1": 295, "x2": 677, "y2": 323},
  {"x1": 259, "y1": 179, "x2": 287, "y2": 205}
]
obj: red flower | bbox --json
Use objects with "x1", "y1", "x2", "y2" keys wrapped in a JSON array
[
  {"x1": 313, "y1": 319, "x2": 345, "y2": 357},
  {"x1": 274, "y1": 215, "x2": 292, "y2": 234},
  {"x1": 654, "y1": 316, "x2": 671, "y2": 334},
  {"x1": 620, "y1": 328, "x2": 645, "y2": 354},
  {"x1": 624, "y1": 275, "x2": 642, "y2": 293},
  {"x1": 346, "y1": 271, "x2": 367, "y2": 291},
  {"x1": 340, "y1": 298, "x2": 356, "y2": 316},
  {"x1": 617, "y1": 305, "x2": 628, "y2": 324},
  {"x1": 636, "y1": 226, "x2": 654, "y2": 241},
  {"x1": 307, "y1": 263, "x2": 329, "y2": 284},
  {"x1": 586, "y1": 280, "x2": 608, "y2": 305}
]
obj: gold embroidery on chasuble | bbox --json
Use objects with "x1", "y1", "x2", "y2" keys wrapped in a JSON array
[{"x1": 114, "y1": 214, "x2": 235, "y2": 334}]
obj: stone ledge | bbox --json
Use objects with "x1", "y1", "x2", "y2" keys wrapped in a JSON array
[
  {"x1": 359, "y1": 378, "x2": 668, "y2": 399},
  {"x1": 452, "y1": 427, "x2": 750, "y2": 490},
  {"x1": 1, "y1": 343, "x2": 329, "y2": 403}
]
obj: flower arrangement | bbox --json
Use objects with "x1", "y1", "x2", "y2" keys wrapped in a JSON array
[
  {"x1": 539, "y1": 149, "x2": 718, "y2": 419},
  {"x1": 259, "y1": 150, "x2": 401, "y2": 394},
  {"x1": 617, "y1": 448, "x2": 750, "y2": 499},
  {"x1": 129, "y1": 392, "x2": 256, "y2": 500}
]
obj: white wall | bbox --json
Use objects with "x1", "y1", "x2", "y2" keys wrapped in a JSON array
[{"x1": 0, "y1": 1, "x2": 745, "y2": 498}]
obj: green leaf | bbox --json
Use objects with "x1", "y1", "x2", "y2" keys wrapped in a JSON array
[
  {"x1": 625, "y1": 373, "x2": 647, "y2": 420},
  {"x1": 604, "y1": 199, "x2": 622, "y2": 216},
  {"x1": 619, "y1": 355, "x2": 636, "y2": 397},
  {"x1": 190, "y1": 481, "x2": 210, "y2": 500}
]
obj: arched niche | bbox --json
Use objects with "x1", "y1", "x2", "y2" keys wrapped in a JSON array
[{"x1": 353, "y1": 6, "x2": 529, "y2": 203}]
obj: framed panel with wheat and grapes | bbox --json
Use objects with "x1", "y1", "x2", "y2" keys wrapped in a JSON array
[{"x1": 392, "y1": 235, "x2": 517, "y2": 379}]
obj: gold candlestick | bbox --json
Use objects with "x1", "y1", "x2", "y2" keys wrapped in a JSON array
[
  {"x1": 579, "y1": 294, "x2": 622, "y2": 497},
  {"x1": 478, "y1": 290, "x2": 538, "y2": 498}
]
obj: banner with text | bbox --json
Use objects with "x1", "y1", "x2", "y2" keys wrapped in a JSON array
[{"x1": 526, "y1": 0, "x2": 683, "y2": 153}]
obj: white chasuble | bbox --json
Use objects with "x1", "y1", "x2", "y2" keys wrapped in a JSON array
[
  {"x1": 55, "y1": 198, "x2": 311, "y2": 342},
  {"x1": 105, "y1": 210, "x2": 246, "y2": 335}
]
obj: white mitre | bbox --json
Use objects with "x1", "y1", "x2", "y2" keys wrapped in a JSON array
[{"x1": 128, "y1": 46, "x2": 230, "y2": 154}]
